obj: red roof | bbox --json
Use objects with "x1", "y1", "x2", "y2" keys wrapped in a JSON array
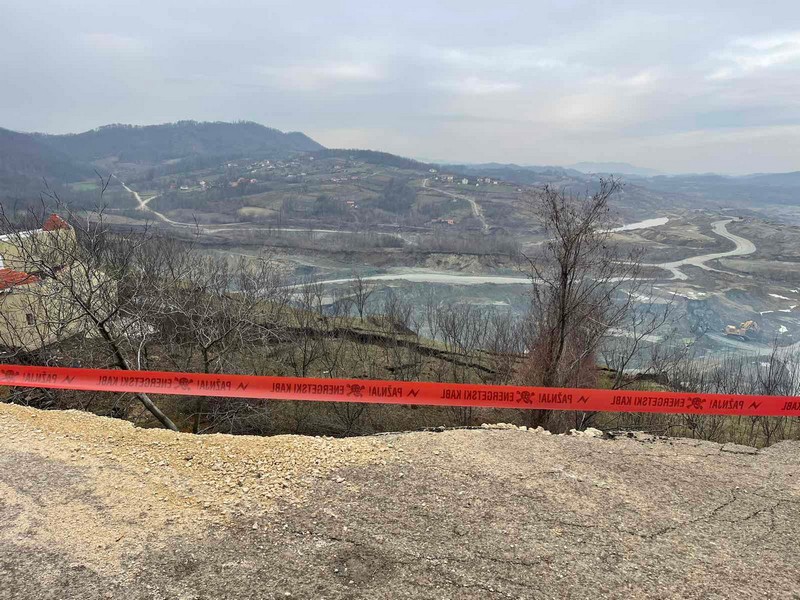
[
  {"x1": 42, "y1": 214, "x2": 70, "y2": 231},
  {"x1": 0, "y1": 269, "x2": 40, "y2": 291}
]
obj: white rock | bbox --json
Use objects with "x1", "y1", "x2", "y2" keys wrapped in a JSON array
[{"x1": 569, "y1": 427, "x2": 604, "y2": 438}]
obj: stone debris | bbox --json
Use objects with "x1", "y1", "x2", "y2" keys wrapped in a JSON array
[
  {"x1": 480, "y1": 422, "x2": 519, "y2": 430},
  {"x1": 479, "y1": 422, "x2": 610, "y2": 437},
  {"x1": 720, "y1": 442, "x2": 759, "y2": 455},
  {"x1": 0, "y1": 402, "x2": 389, "y2": 574},
  {"x1": 569, "y1": 427, "x2": 605, "y2": 438}
]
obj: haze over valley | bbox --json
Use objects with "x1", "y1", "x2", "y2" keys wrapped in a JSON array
[{"x1": 2, "y1": 119, "x2": 800, "y2": 365}]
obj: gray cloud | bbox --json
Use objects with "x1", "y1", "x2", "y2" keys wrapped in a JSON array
[{"x1": 1, "y1": 0, "x2": 799, "y2": 173}]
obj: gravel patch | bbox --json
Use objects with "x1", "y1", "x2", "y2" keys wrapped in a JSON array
[{"x1": 1, "y1": 404, "x2": 799, "y2": 599}]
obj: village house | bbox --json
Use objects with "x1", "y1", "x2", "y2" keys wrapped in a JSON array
[
  {"x1": 0, "y1": 215, "x2": 72, "y2": 350},
  {"x1": 0, "y1": 215, "x2": 103, "y2": 351}
]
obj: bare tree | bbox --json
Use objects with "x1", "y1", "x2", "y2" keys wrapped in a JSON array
[
  {"x1": 523, "y1": 179, "x2": 623, "y2": 385},
  {"x1": 421, "y1": 287, "x2": 442, "y2": 341},
  {"x1": 381, "y1": 290, "x2": 414, "y2": 332},
  {"x1": 319, "y1": 296, "x2": 371, "y2": 434},
  {"x1": 483, "y1": 311, "x2": 525, "y2": 385},
  {"x1": 600, "y1": 284, "x2": 678, "y2": 390},
  {"x1": 161, "y1": 254, "x2": 287, "y2": 432},
  {"x1": 350, "y1": 273, "x2": 375, "y2": 322},
  {"x1": 521, "y1": 179, "x2": 644, "y2": 427},
  {"x1": 434, "y1": 303, "x2": 491, "y2": 425},
  {"x1": 283, "y1": 280, "x2": 327, "y2": 378},
  {"x1": 317, "y1": 286, "x2": 353, "y2": 379},
  {"x1": 379, "y1": 291, "x2": 425, "y2": 382}
]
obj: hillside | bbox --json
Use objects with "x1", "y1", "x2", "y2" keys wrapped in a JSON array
[
  {"x1": 34, "y1": 120, "x2": 324, "y2": 163},
  {"x1": 0, "y1": 126, "x2": 92, "y2": 190},
  {"x1": 1, "y1": 402, "x2": 798, "y2": 599},
  {"x1": 3, "y1": 120, "x2": 800, "y2": 221},
  {"x1": 313, "y1": 148, "x2": 432, "y2": 171},
  {"x1": 0, "y1": 120, "x2": 325, "y2": 206}
]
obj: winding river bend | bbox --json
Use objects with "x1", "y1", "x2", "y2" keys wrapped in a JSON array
[
  {"x1": 645, "y1": 219, "x2": 755, "y2": 281},
  {"x1": 312, "y1": 218, "x2": 756, "y2": 287}
]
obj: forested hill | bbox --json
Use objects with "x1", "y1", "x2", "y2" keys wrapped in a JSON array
[
  {"x1": 33, "y1": 120, "x2": 324, "y2": 163},
  {"x1": 0, "y1": 126, "x2": 92, "y2": 185},
  {"x1": 0, "y1": 120, "x2": 325, "y2": 201},
  {"x1": 312, "y1": 148, "x2": 432, "y2": 171}
]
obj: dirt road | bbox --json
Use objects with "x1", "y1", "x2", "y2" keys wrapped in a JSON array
[
  {"x1": 649, "y1": 219, "x2": 757, "y2": 281},
  {"x1": 426, "y1": 184, "x2": 489, "y2": 232},
  {"x1": 113, "y1": 175, "x2": 184, "y2": 228},
  {"x1": 2, "y1": 403, "x2": 798, "y2": 599},
  {"x1": 115, "y1": 178, "x2": 415, "y2": 240}
]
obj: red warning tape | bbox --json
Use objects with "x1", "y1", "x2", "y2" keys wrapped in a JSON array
[{"x1": 0, "y1": 364, "x2": 799, "y2": 417}]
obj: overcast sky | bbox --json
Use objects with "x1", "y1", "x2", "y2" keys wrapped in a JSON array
[{"x1": 2, "y1": 1, "x2": 799, "y2": 174}]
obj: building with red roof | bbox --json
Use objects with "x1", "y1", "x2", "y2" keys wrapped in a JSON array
[
  {"x1": 0, "y1": 215, "x2": 76, "y2": 350},
  {"x1": 0, "y1": 269, "x2": 40, "y2": 291},
  {"x1": 42, "y1": 214, "x2": 70, "y2": 231}
]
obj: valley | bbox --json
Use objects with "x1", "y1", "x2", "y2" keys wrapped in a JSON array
[
  {"x1": 4, "y1": 121, "x2": 800, "y2": 367},
  {"x1": 95, "y1": 148, "x2": 800, "y2": 367}
]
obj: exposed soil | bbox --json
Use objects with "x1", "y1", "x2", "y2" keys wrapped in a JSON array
[{"x1": 2, "y1": 403, "x2": 799, "y2": 599}]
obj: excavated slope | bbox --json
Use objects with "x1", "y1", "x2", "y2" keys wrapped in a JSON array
[{"x1": 1, "y1": 403, "x2": 799, "y2": 599}]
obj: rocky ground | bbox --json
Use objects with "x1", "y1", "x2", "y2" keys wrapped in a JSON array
[{"x1": 1, "y1": 403, "x2": 799, "y2": 599}]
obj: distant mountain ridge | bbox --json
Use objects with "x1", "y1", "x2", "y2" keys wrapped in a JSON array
[
  {"x1": 639, "y1": 170, "x2": 800, "y2": 206},
  {"x1": 568, "y1": 162, "x2": 664, "y2": 177},
  {"x1": 314, "y1": 148, "x2": 432, "y2": 171},
  {"x1": 32, "y1": 120, "x2": 323, "y2": 163},
  {"x1": 442, "y1": 162, "x2": 585, "y2": 186}
]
